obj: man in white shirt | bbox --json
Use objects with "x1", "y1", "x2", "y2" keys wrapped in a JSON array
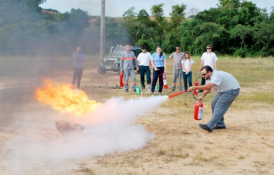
[
  {"x1": 187, "y1": 65, "x2": 240, "y2": 133},
  {"x1": 199, "y1": 45, "x2": 218, "y2": 92},
  {"x1": 137, "y1": 46, "x2": 152, "y2": 90}
]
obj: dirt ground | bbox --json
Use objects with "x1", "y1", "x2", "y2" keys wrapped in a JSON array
[{"x1": 0, "y1": 57, "x2": 274, "y2": 175}]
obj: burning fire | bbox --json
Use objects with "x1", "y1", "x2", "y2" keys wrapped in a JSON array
[{"x1": 35, "y1": 79, "x2": 101, "y2": 116}]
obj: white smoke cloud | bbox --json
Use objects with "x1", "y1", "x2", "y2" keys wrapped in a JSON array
[{"x1": 3, "y1": 95, "x2": 168, "y2": 173}]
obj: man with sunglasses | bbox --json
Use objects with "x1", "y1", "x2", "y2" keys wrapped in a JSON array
[
  {"x1": 169, "y1": 45, "x2": 185, "y2": 91},
  {"x1": 199, "y1": 45, "x2": 218, "y2": 92},
  {"x1": 187, "y1": 65, "x2": 240, "y2": 132}
]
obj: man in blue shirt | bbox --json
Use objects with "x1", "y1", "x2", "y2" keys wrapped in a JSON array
[{"x1": 72, "y1": 47, "x2": 85, "y2": 89}]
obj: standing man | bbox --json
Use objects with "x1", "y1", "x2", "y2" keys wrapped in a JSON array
[
  {"x1": 72, "y1": 46, "x2": 85, "y2": 89},
  {"x1": 188, "y1": 66, "x2": 240, "y2": 132},
  {"x1": 120, "y1": 45, "x2": 139, "y2": 92},
  {"x1": 137, "y1": 46, "x2": 152, "y2": 90},
  {"x1": 199, "y1": 45, "x2": 218, "y2": 92},
  {"x1": 170, "y1": 45, "x2": 185, "y2": 91}
]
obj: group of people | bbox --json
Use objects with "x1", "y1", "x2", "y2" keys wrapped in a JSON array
[
  {"x1": 71, "y1": 45, "x2": 240, "y2": 133},
  {"x1": 120, "y1": 44, "x2": 218, "y2": 94},
  {"x1": 119, "y1": 44, "x2": 240, "y2": 133}
]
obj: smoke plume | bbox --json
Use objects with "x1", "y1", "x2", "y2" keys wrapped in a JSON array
[{"x1": 3, "y1": 95, "x2": 168, "y2": 173}]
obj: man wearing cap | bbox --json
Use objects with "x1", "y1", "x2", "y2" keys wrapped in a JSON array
[
  {"x1": 187, "y1": 65, "x2": 240, "y2": 133},
  {"x1": 137, "y1": 46, "x2": 152, "y2": 90},
  {"x1": 120, "y1": 45, "x2": 139, "y2": 92},
  {"x1": 169, "y1": 45, "x2": 185, "y2": 91}
]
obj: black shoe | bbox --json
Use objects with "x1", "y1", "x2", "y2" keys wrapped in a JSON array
[
  {"x1": 142, "y1": 86, "x2": 145, "y2": 89},
  {"x1": 125, "y1": 89, "x2": 128, "y2": 92},
  {"x1": 133, "y1": 89, "x2": 136, "y2": 92},
  {"x1": 198, "y1": 90, "x2": 204, "y2": 93},
  {"x1": 213, "y1": 126, "x2": 226, "y2": 130},
  {"x1": 199, "y1": 124, "x2": 212, "y2": 133}
]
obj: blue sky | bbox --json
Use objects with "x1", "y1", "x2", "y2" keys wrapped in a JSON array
[{"x1": 40, "y1": 0, "x2": 273, "y2": 17}]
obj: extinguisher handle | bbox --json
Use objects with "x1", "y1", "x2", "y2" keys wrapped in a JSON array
[
  {"x1": 193, "y1": 92, "x2": 200, "y2": 101},
  {"x1": 193, "y1": 93, "x2": 203, "y2": 102}
]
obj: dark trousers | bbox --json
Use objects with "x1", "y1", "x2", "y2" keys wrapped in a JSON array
[
  {"x1": 72, "y1": 67, "x2": 83, "y2": 88},
  {"x1": 139, "y1": 66, "x2": 151, "y2": 88},
  {"x1": 151, "y1": 67, "x2": 164, "y2": 93},
  {"x1": 182, "y1": 71, "x2": 193, "y2": 91},
  {"x1": 201, "y1": 77, "x2": 205, "y2": 86}
]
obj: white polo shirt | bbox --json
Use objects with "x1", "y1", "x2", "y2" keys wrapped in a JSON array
[
  {"x1": 201, "y1": 52, "x2": 218, "y2": 70},
  {"x1": 209, "y1": 70, "x2": 240, "y2": 92},
  {"x1": 137, "y1": 52, "x2": 152, "y2": 66}
]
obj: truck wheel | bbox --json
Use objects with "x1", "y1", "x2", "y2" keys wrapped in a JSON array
[{"x1": 98, "y1": 67, "x2": 106, "y2": 74}]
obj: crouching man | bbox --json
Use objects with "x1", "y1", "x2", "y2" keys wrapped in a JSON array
[{"x1": 187, "y1": 65, "x2": 240, "y2": 132}]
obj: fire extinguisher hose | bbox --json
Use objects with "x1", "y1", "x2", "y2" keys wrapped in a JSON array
[
  {"x1": 168, "y1": 91, "x2": 185, "y2": 98},
  {"x1": 193, "y1": 92, "x2": 200, "y2": 100}
]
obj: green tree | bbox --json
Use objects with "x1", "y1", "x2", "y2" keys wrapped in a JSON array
[
  {"x1": 151, "y1": 3, "x2": 165, "y2": 25},
  {"x1": 195, "y1": 22, "x2": 226, "y2": 53},
  {"x1": 180, "y1": 19, "x2": 203, "y2": 54},
  {"x1": 253, "y1": 21, "x2": 274, "y2": 50},
  {"x1": 219, "y1": 0, "x2": 240, "y2": 9},
  {"x1": 195, "y1": 8, "x2": 221, "y2": 23},
  {"x1": 230, "y1": 24, "x2": 252, "y2": 48},
  {"x1": 123, "y1": 6, "x2": 136, "y2": 19},
  {"x1": 270, "y1": 7, "x2": 274, "y2": 20},
  {"x1": 239, "y1": 1, "x2": 260, "y2": 26},
  {"x1": 137, "y1": 9, "x2": 149, "y2": 23},
  {"x1": 122, "y1": 7, "x2": 145, "y2": 44},
  {"x1": 23, "y1": 0, "x2": 47, "y2": 11},
  {"x1": 170, "y1": 3, "x2": 186, "y2": 28}
]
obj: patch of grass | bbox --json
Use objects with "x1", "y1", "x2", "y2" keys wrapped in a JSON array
[
  {"x1": 158, "y1": 149, "x2": 166, "y2": 155},
  {"x1": 238, "y1": 155, "x2": 245, "y2": 159},
  {"x1": 75, "y1": 166, "x2": 95, "y2": 175},
  {"x1": 157, "y1": 145, "x2": 189, "y2": 159},
  {"x1": 238, "y1": 92, "x2": 274, "y2": 104},
  {"x1": 193, "y1": 153, "x2": 219, "y2": 163},
  {"x1": 193, "y1": 152, "x2": 209, "y2": 162}
]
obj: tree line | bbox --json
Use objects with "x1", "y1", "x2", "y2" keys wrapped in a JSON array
[
  {"x1": 0, "y1": 0, "x2": 129, "y2": 56},
  {"x1": 0, "y1": 0, "x2": 273, "y2": 57},
  {"x1": 123, "y1": 0, "x2": 274, "y2": 57}
]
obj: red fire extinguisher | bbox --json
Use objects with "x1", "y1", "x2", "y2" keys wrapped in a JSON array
[
  {"x1": 194, "y1": 80, "x2": 199, "y2": 96},
  {"x1": 194, "y1": 100, "x2": 203, "y2": 120},
  {"x1": 119, "y1": 74, "x2": 123, "y2": 87},
  {"x1": 162, "y1": 73, "x2": 168, "y2": 89}
]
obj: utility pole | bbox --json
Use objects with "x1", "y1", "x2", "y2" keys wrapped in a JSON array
[{"x1": 100, "y1": 0, "x2": 105, "y2": 60}]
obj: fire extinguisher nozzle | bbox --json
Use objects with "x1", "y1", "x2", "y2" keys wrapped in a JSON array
[{"x1": 168, "y1": 91, "x2": 185, "y2": 99}]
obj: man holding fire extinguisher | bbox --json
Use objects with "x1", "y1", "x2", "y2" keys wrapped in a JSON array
[{"x1": 187, "y1": 65, "x2": 240, "y2": 132}]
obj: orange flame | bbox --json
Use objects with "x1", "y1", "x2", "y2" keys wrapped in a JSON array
[{"x1": 35, "y1": 79, "x2": 101, "y2": 116}]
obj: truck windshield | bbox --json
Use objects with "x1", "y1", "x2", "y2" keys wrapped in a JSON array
[{"x1": 112, "y1": 49, "x2": 125, "y2": 55}]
